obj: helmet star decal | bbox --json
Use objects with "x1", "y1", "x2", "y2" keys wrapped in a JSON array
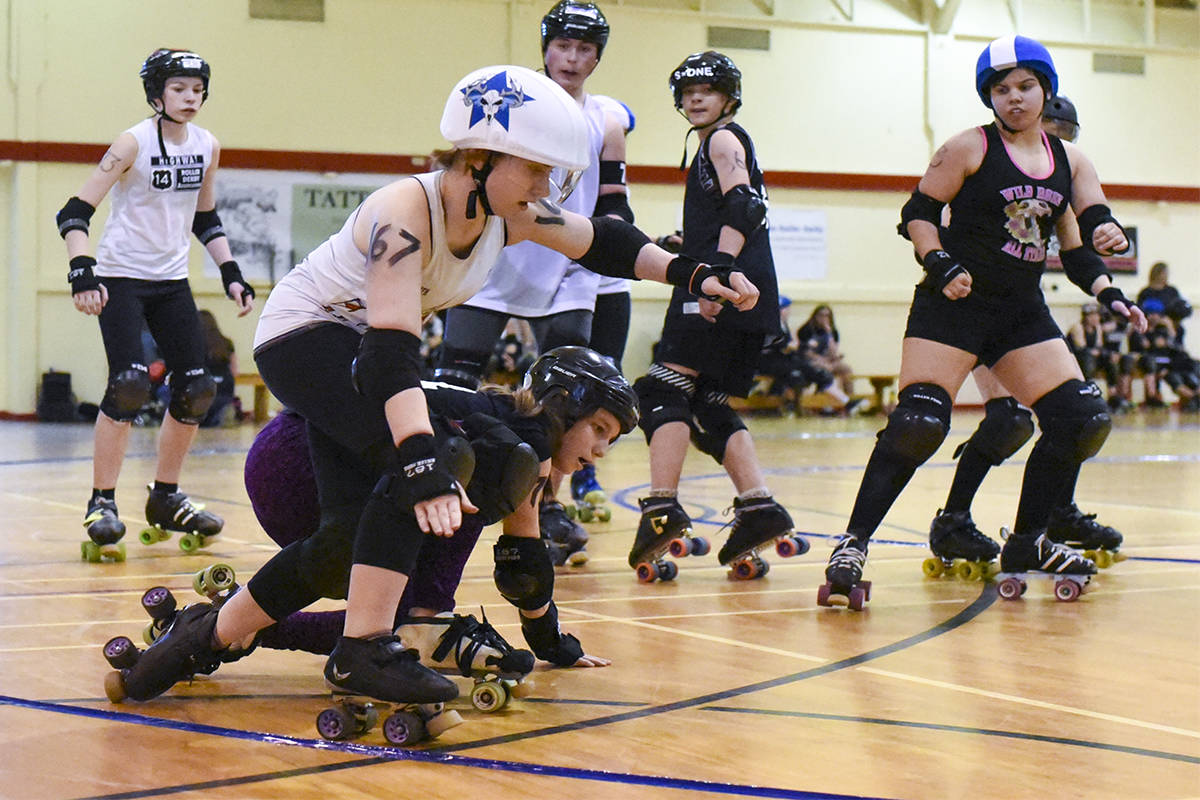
[{"x1": 461, "y1": 70, "x2": 534, "y2": 131}]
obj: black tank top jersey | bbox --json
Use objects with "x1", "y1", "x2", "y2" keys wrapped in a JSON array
[
  {"x1": 423, "y1": 382, "x2": 553, "y2": 462},
  {"x1": 941, "y1": 124, "x2": 1072, "y2": 299},
  {"x1": 678, "y1": 122, "x2": 779, "y2": 332}
]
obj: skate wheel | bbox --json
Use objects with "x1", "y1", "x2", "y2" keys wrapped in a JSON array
[
  {"x1": 424, "y1": 708, "x2": 463, "y2": 738},
  {"x1": 566, "y1": 549, "x2": 589, "y2": 567},
  {"x1": 776, "y1": 537, "x2": 799, "y2": 558},
  {"x1": 138, "y1": 527, "x2": 159, "y2": 546},
  {"x1": 731, "y1": 560, "x2": 758, "y2": 581},
  {"x1": 382, "y1": 710, "x2": 425, "y2": 745},
  {"x1": 1094, "y1": 550, "x2": 1113, "y2": 569},
  {"x1": 316, "y1": 706, "x2": 355, "y2": 740},
  {"x1": 577, "y1": 506, "x2": 594, "y2": 523},
  {"x1": 847, "y1": 586, "x2": 867, "y2": 611},
  {"x1": 658, "y1": 560, "x2": 679, "y2": 582},
  {"x1": 921, "y1": 557, "x2": 944, "y2": 579},
  {"x1": 103, "y1": 670, "x2": 127, "y2": 703},
  {"x1": 178, "y1": 534, "x2": 202, "y2": 553},
  {"x1": 357, "y1": 704, "x2": 379, "y2": 733},
  {"x1": 194, "y1": 563, "x2": 237, "y2": 597},
  {"x1": 103, "y1": 636, "x2": 139, "y2": 670},
  {"x1": 860, "y1": 580, "x2": 872, "y2": 601},
  {"x1": 142, "y1": 621, "x2": 161, "y2": 646},
  {"x1": 564, "y1": 504, "x2": 578, "y2": 520},
  {"x1": 756, "y1": 558, "x2": 770, "y2": 578},
  {"x1": 142, "y1": 586, "x2": 177, "y2": 621},
  {"x1": 81, "y1": 541, "x2": 101, "y2": 563},
  {"x1": 668, "y1": 537, "x2": 692, "y2": 558},
  {"x1": 690, "y1": 537, "x2": 711, "y2": 557},
  {"x1": 508, "y1": 678, "x2": 534, "y2": 698},
  {"x1": 584, "y1": 490, "x2": 607, "y2": 505},
  {"x1": 956, "y1": 561, "x2": 984, "y2": 582},
  {"x1": 998, "y1": 577, "x2": 1024, "y2": 600},
  {"x1": 471, "y1": 680, "x2": 508, "y2": 713},
  {"x1": 1054, "y1": 580, "x2": 1082, "y2": 602},
  {"x1": 982, "y1": 562, "x2": 1000, "y2": 580},
  {"x1": 595, "y1": 506, "x2": 612, "y2": 522},
  {"x1": 113, "y1": 542, "x2": 127, "y2": 562},
  {"x1": 635, "y1": 562, "x2": 659, "y2": 583}
]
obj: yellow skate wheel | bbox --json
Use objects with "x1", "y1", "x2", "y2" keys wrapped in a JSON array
[
  {"x1": 112, "y1": 542, "x2": 127, "y2": 562},
  {"x1": 584, "y1": 490, "x2": 607, "y2": 505},
  {"x1": 178, "y1": 534, "x2": 201, "y2": 553},
  {"x1": 564, "y1": 504, "x2": 578, "y2": 520},
  {"x1": 81, "y1": 541, "x2": 101, "y2": 563},
  {"x1": 1093, "y1": 549, "x2": 1113, "y2": 569},
  {"x1": 507, "y1": 678, "x2": 534, "y2": 698},
  {"x1": 471, "y1": 680, "x2": 509, "y2": 713},
  {"x1": 193, "y1": 563, "x2": 236, "y2": 596},
  {"x1": 595, "y1": 506, "x2": 612, "y2": 522},
  {"x1": 955, "y1": 561, "x2": 984, "y2": 582},
  {"x1": 578, "y1": 506, "x2": 594, "y2": 523},
  {"x1": 921, "y1": 557, "x2": 944, "y2": 578}
]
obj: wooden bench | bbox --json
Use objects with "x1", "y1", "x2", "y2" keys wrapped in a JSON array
[
  {"x1": 731, "y1": 374, "x2": 897, "y2": 417},
  {"x1": 858, "y1": 374, "x2": 898, "y2": 415},
  {"x1": 235, "y1": 373, "x2": 271, "y2": 423}
]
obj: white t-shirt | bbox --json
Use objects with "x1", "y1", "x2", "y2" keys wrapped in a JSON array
[{"x1": 95, "y1": 117, "x2": 215, "y2": 281}]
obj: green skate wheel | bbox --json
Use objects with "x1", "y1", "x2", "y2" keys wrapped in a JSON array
[
  {"x1": 178, "y1": 534, "x2": 201, "y2": 553},
  {"x1": 471, "y1": 680, "x2": 509, "y2": 713},
  {"x1": 921, "y1": 557, "x2": 944, "y2": 578},
  {"x1": 564, "y1": 504, "x2": 578, "y2": 520},
  {"x1": 578, "y1": 506, "x2": 594, "y2": 523},
  {"x1": 193, "y1": 563, "x2": 236, "y2": 596},
  {"x1": 81, "y1": 541, "x2": 100, "y2": 563},
  {"x1": 112, "y1": 542, "x2": 127, "y2": 562},
  {"x1": 583, "y1": 490, "x2": 607, "y2": 505},
  {"x1": 595, "y1": 506, "x2": 612, "y2": 522},
  {"x1": 138, "y1": 527, "x2": 158, "y2": 546}
]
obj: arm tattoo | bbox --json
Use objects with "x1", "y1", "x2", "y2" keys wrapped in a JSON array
[
  {"x1": 533, "y1": 198, "x2": 565, "y2": 226},
  {"x1": 368, "y1": 222, "x2": 421, "y2": 266},
  {"x1": 929, "y1": 145, "x2": 948, "y2": 169},
  {"x1": 99, "y1": 149, "x2": 124, "y2": 173}
]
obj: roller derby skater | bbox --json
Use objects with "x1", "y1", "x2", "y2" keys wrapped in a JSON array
[
  {"x1": 995, "y1": 530, "x2": 1097, "y2": 602},
  {"x1": 58, "y1": 47, "x2": 253, "y2": 562},
  {"x1": 81, "y1": 496, "x2": 126, "y2": 563},
  {"x1": 717, "y1": 495, "x2": 808, "y2": 581},
  {"x1": 923, "y1": 509, "x2": 1000, "y2": 581},
  {"x1": 819, "y1": 36, "x2": 1144, "y2": 608},
  {"x1": 631, "y1": 52, "x2": 783, "y2": 584},
  {"x1": 569, "y1": 463, "x2": 612, "y2": 522},
  {"x1": 541, "y1": 498, "x2": 589, "y2": 566},
  {"x1": 140, "y1": 483, "x2": 224, "y2": 552}
]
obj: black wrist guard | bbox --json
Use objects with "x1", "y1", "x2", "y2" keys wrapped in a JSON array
[
  {"x1": 387, "y1": 433, "x2": 459, "y2": 508},
  {"x1": 1097, "y1": 286, "x2": 1136, "y2": 316},
  {"x1": 1077, "y1": 204, "x2": 1130, "y2": 255},
  {"x1": 218, "y1": 260, "x2": 255, "y2": 301},
  {"x1": 666, "y1": 255, "x2": 731, "y2": 300},
  {"x1": 67, "y1": 255, "x2": 100, "y2": 295},
  {"x1": 921, "y1": 249, "x2": 967, "y2": 291},
  {"x1": 520, "y1": 602, "x2": 584, "y2": 667}
]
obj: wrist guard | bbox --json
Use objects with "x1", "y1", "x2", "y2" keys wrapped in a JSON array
[
  {"x1": 67, "y1": 255, "x2": 100, "y2": 295},
  {"x1": 386, "y1": 433, "x2": 460, "y2": 509},
  {"x1": 921, "y1": 249, "x2": 967, "y2": 292},
  {"x1": 1097, "y1": 286, "x2": 1136, "y2": 316},
  {"x1": 520, "y1": 602, "x2": 584, "y2": 667},
  {"x1": 666, "y1": 255, "x2": 732, "y2": 300},
  {"x1": 218, "y1": 260, "x2": 255, "y2": 301},
  {"x1": 1077, "y1": 204, "x2": 1130, "y2": 255}
]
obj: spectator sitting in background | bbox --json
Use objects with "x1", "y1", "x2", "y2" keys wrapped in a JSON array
[
  {"x1": 1068, "y1": 302, "x2": 1135, "y2": 412},
  {"x1": 1137, "y1": 261, "x2": 1192, "y2": 345},
  {"x1": 797, "y1": 304, "x2": 854, "y2": 396},
  {"x1": 757, "y1": 296, "x2": 853, "y2": 412},
  {"x1": 197, "y1": 309, "x2": 240, "y2": 427}
]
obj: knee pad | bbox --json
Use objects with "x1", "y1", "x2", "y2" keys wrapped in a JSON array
[
  {"x1": 1032, "y1": 380, "x2": 1111, "y2": 462},
  {"x1": 689, "y1": 388, "x2": 746, "y2": 464},
  {"x1": 296, "y1": 508, "x2": 358, "y2": 600},
  {"x1": 956, "y1": 396, "x2": 1034, "y2": 465},
  {"x1": 493, "y1": 534, "x2": 554, "y2": 611},
  {"x1": 878, "y1": 383, "x2": 952, "y2": 464},
  {"x1": 432, "y1": 345, "x2": 488, "y2": 389},
  {"x1": 353, "y1": 479, "x2": 427, "y2": 575},
  {"x1": 100, "y1": 367, "x2": 152, "y2": 421},
  {"x1": 168, "y1": 368, "x2": 217, "y2": 424},
  {"x1": 634, "y1": 364, "x2": 695, "y2": 442},
  {"x1": 458, "y1": 413, "x2": 541, "y2": 525}
]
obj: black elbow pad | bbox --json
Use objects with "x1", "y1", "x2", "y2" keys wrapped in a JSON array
[
  {"x1": 192, "y1": 208, "x2": 226, "y2": 244},
  {"x1": 898, "y1": 190, "x2": 945, "y2": 240},
  {"x1": 56, "y1": 196, "x2": 96, "y2": 238},
  {"x1": 722, "y1": 184, "x2": 766, "y2": 237}
]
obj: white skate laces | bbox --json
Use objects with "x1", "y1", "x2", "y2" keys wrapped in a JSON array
[
  {"x1": 1032, "y1": 534, "x2": 1093, "y2": 573},
  {"x1": 829, "y1": 535, "x2": 867, "y2": 570}
]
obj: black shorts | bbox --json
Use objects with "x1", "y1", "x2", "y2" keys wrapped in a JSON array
[
  {"x1": 904, "y1": 286, "x2": 1064, "y2": 368},
  {"x1": 97, "y1": 278, "x2": 204, "y2": 377},
  {"x1": 655, "y1": 313, "x2": 765, "y2": 397}
]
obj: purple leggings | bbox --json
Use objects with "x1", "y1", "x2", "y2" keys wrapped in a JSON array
[{"x1": 243, "y1": 410, "x2": 484, "y2": 654}]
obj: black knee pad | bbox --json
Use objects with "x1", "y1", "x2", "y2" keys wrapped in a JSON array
[
  {"x1": 432, "y1": 345, "x2": 489, "y2": 389},
  {"x1": 100, "y1": 367, "x2": 152, "y2": 421},
  {"x1": 493, "y1": 534, "x2": 554, "y2": 611},
  {"x1": 1032, "y1": 380, "x2": 1111, "y2": 462},
  {"x1": 877, "y1": 383, "x2": 952, "y2": 464},
  {"x1": 353, "y1": 477, "x2": 427, "y2": 575},
  {"x1": 956, "y1": 396, "x2": 1034, "y2": 465},
  {"x1": 689, "y1": 388, "x2": 746, "y2": 464},
  {"x1": 634, "y1": 365, "x2": 694, "y2": 442},
  {"x1": 168, "y1": 368, "x2": 217, "y2": 424},
  {"x1": 296, "y1": 505, "x2": 359, "y2": 600}
]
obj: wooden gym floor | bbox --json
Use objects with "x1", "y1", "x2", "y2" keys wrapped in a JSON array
[{"x1": 1, "y1": 410, "x2": 1197, "y2": 799}]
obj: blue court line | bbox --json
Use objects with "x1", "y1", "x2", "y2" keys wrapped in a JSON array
[{"x1": 702, "y1": 707, "x2": 1200, "y2": 764}]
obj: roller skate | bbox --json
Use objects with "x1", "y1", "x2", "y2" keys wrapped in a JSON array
[
  {"x1": 1046, "y1": 503, "x2": 1125, "y2": 568},
  {"x1": 540, "y1": 499, "x2": 589, "y2": 566},
  {"x1": 568, "y1": 464, "x2": 611, "y2": 523},
  {"x1": 81, "y1": 497, "x2": 126, "y2": 563},
  {"x1": 995, "y1": 529, "x2": 1097, "y2": 602},
  {"x1": 317, "y1": 635, "x2": 462, "y2": 746},
  {"x1": 140, "y1": 484, "x2": 224, "y2": 553},
  {"x1": 716, "y1": 496, "x2": 809, "y2": 581},
  {"x1": 140, "y1": 563, "x2": 239, "y2": 645},
  {"x1": 396, "y1": 611, "x2": 534, "y2": 713},
  {"x1": 628, "y1": 496, "x2": 710, "y2": 583},
  {"x1": 817, "y1": 534, "x2": 871, "y2": 611},
  {"x1": 922, "y1": 509, "x2": 1000, "y2": 581}
]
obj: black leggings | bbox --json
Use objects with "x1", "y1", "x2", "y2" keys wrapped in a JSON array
[{"x1": 97, "y1": 278, "x2": 204, "y2": 378}]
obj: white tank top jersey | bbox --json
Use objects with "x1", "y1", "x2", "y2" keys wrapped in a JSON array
[
  {"x1": 591, "y1": 94, "x2": 635, "y2": 297},
  {"x1": 461, "y1": 93, "x2": 610, "y2": 318},
  {"x1": 95, "y1": 118, "x2": 215, "y2": 281},
  {"x1": 254, "y1": 171, "x2": 506, "y2": 350}
]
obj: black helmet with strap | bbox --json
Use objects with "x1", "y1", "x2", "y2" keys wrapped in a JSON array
[
  {"x1": 140, "y1": 48, "x2": 210, "y2": 111},
  {"x1": 526, "y1": 346, "x2": 638, "y2": 435},
  {"x1": 541, "y1": 2, "x2": 610, "y2": 59}
]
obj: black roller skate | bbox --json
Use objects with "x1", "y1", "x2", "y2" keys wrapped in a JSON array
[
  {"x1": 103, "y1": 601, "x2": 232, "y2": 703},
  {"x1": 396, "y1": 611, "x2": 535, "y2": 713},
  {"x1": 817, "y1": 534, "x2": 871, "y2": 611},
  {"x1": 1046, "y1": 503, "x2": 1125, "y2": 568},
  {"x1": 540, "y1": 499, "x2": 589, "y2": 566},
  {"x1": 317, "y1": 635, "x2": 462, "y2": 746},
  {"x1": 568, "y1": 464, "x2": 611, "y2": 523},
  {"x1": 141, "y1": 484, "x2": 224, "y2": 553},
  {"x1": 716, "y1": 497, "x2": 809, "y2": 581},
  {"x1": 996, "y1": 530, "x2": 1097, "y2": 602},
  {"x1": 923, "y1": 509, "x2": 1001, "y2": 581},
  {"x1": 628, "y1": 496, "x2": 710, "y2": 583},
  {"x1": 140, "y1": 563, "x2": 239, "y2": 645},
  {"x1": 81, "y1": 497, "x2": 126, "y2": 563}
]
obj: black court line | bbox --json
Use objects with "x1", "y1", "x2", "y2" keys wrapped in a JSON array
[
  {"x1": 1, "y1": 589, "x2": 996, "y2": 799},
  {"x1": 702, "y1": 707, "x2": 1200, "y2": 764}
]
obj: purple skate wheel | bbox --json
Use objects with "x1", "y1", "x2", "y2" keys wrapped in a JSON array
[
  {"x1": 383, "y1": 710, "x2": 426, "y2": 746},
  {"x1": 103, "y1": 636, "x2": 139, "y2": 670},
  {"x1": 141, "y1": 586, "x2": 177, "y2": 621},
  {"x1": 691, "y1": 537, "x2": 711, "y2": 557}
]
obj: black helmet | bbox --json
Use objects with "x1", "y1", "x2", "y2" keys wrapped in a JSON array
[
  {"x1": 541, "y1": 2, "x2": 610, "y2": 59},
  {"x1": 526, "y1": 346, "x2": 638, "y2": 435},
  {"x1": 669, "y1": 51, "x2": 741, "y2": 113},
  {"x1": 1044, "y1": 95, "x2": 1077, "y2": 126},
  {"x1": 140, "y1": 49, "x2": 210, "y2": 109}
]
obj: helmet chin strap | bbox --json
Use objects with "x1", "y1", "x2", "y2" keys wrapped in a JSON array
[
  {"x1": 466, "y1": 154, "x2": 497, "y2": 219},
  {"x1": 676, "y1": 104, "x2": 736, "y2": 170}
]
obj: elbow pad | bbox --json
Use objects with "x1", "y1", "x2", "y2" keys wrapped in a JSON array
[
  {"x1": 575, "y1": 216, "x2": 650, "y2": 280},
  {"x1": 898, "y1": 190, "x2": 946, "y2": 240},
  {"x1": 598, "y1": 160, "x2": 626, "y2": 186},
  {"x1": 1077, "y1": 204, "x2": 1130, "y2": 255},
  {"x1": 192, "y1": 208, "x2": 226, "y2": 244},
  {"x1": 1059, "y1": 247, "x2": 1109, "y2": 293},
  {"x1": 722, "y1": 184, "x2": 766, "y2": 237},
  {"x1": 56, "y1": 197, "x2": 96, "y2": 238},
  {"x1": 594, "y1": 192, "x2": 634, "y2": 224}
]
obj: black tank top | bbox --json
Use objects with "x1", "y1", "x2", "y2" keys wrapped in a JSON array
[
  {"x1": 423, "y1": 384, "x2": 552, "y2": 462},
  {"x1": 942, "y1": 124, "x2": 1072, "y2": 299},
  {"x1": 678, "y1": 122, "x2": 779, "y2": 332}
]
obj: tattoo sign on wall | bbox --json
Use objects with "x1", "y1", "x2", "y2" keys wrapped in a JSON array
[
  {"x1": 767, "y1": 207, "x2": 828, "y2": 281},
  {"x1": 1045, "y1": 226, "x2": 1139, "y2": 274},
  {"x1": 209, "y1": 169, "x2": 394, "y2": 285}
]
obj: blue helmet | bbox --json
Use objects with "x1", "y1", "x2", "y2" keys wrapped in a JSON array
[{"x1": 975, "y1": 35, "x2": 1057, "y2": 108}]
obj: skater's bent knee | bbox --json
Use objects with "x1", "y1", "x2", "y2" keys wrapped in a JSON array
[
  {"x1": 964, "y1": 397, "x2": 1034, "y2": 465},
  {"x1": 168, "y1": 368, "x2": 217, "y2": 424},
  {"x1": 493, "y1": 534, "x2": 554, "y2": 610},
  {"x1": 879, "y1": 383, "x2": 952, "y2": 463},
  {"x1": 1032, "y1": 380, "x2": 1111, "y2": 461},
  {"x1": 100, "y1": 368, "x2": 152, "y2": 421},
  {"x1": 690, "y1": 389, "x2": 745, "y2": 464}
]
